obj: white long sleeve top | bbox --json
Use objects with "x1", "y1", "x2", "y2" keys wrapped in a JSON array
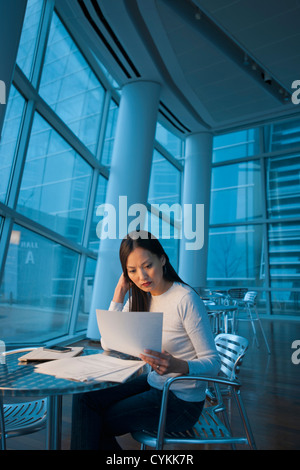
[{"x1": 107, "y1": 282, "x2": 221, "y2": 402}]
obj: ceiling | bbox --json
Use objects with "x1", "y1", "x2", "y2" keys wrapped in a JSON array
[{"x1": 57, "y1": 0, "x2": 300, "y2": 136}]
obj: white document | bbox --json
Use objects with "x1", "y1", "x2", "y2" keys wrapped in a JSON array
[
  {"x1": 34, "y1": 354, "x2": 145, "y2": 383},
  {"x1": 18, "y1": 347, "x2": 84, "y2": 362},
  {"x1": 96, "y1": 309, "x2": 163, "y2": 358}
]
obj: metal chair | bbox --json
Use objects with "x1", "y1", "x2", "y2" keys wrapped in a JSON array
[
  {"x1": 131, "y1": 334, "x2": 256, "y2": 450},
  {"x1": 235, "y1": 291, "x2": 271, "y2": 354},
  {"x1": 0, "y1": 348, "x2": 48, "y2": 450},
  {"x1": 228, "y1": 288, "x2": 248, "y2": 300}
]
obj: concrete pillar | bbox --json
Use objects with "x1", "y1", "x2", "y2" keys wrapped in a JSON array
[
  {"x1": 0, "y1": 0, "x2": 27, "y2": 136},
  {"x1": 179, "y1": 132, "x2": 213, "y2": 288},
  {"x1": 87, "y1": 80, "x2": 161, "y2": 339}
]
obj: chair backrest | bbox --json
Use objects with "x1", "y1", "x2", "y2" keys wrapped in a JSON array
[
  {"x1": 228, "y1": 288, "x2": 248, "y2": 299},
  {"x1": 215, "y1": 333, "x2": 248, "y2": 381},
  {"x1": 243, "y1": 291, "x2": 257, "y2": 304}
]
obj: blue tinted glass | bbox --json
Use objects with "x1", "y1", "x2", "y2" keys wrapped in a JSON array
[
  {"x1": 268, "y1": 222, "x2": 300, "y2": 292},
  {"x1": 207, "y1": 225, "x2": 264, "y2": 288},
  {"x1": 210, "y1": 161, "x2": 262, "y2": 224},
  {"x1": 89, "y1": 174, "x2": 108, "y2": 252},
  {"x1": 266, "y1": 154, "x2": 300, "y2": 219},
  {"x1": 0, "y1": 86, "x2": 26, "y2": 202},
  {"x1": 271, "y1": 119, "x2": 300, "y2": 151},
  {"x1": 0, "y1": 224, "x2": 79, "y2": 343},
  {"x1": 16, "y1": 0, "x2": 44, "y2": 80},
  {"x1": 148, "y1": 150, "x2": 181, "y2": 209},
  {"x1": 39, "y1": 12, "x2": 105, "y2": 153},
  {"x1": 213, "y1": 129, "x2": 260, "y2": 163},
  {"x1": 101, "y1": 99, "x2": 118, "y2": 165},
  {"x1": 155, "y1": 123, "x2": 182, "y2": 159},
  {"x1": 76, "y1": 257, "x2": 97, "y2": 332},
  {"x1": 17, "y1": 113, "x2": 93, "y2": 243}
]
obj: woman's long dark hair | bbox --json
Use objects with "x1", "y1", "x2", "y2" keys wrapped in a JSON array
[{"x1": 119, "y1": 230, "x2": 186, "y2": 311}]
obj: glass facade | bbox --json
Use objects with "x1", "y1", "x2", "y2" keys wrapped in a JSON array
[
  {"x1": 208, "y1": 120, "x2": 300, "y2": 316},
  {"x1": 0, "y1": 0, "x2": 183, "y2": 346},
  {"x1": 0, "y1": 86, "x2": 26, "y2": 203}
]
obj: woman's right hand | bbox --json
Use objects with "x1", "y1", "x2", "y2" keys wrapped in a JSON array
[{"x1": 112, "y1": 273, "x2": 131, "y2": 303}]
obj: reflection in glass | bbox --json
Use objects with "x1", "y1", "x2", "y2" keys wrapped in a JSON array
[
  {"x1": 271, "y1": 118, "x2": 300, "y2": 152},
  {"x1": 0, "y1": 224, "x2": 79, "y2": 343},
  {"x1": 16, "y1": 0, "x2": 44, "y2": 80},
  {"x1": 266, "y1": 154, "x2": 300, "y2": 219},
  {"x1": 101, "y1": 99, "x2": 118, "y2": 165},
  {"x1": 155, "y1": 123, "x2": 183, "y2": 159},
  {"x1": 207, "y1": 225, "x2": 264, "y2": 289},
  {"x1": 268, "y1": 223, "x2": 300, "y2": 293},
  {"x1": 0, "y1": 86, "x2": 26, "y2": 202},
  {"x1": 17, "y1": 113, "x2": 93, "y2": 243},
  {"x1": 210, "y1": 161, "x2": 262, "y2": 224},
  {"x1": 213, "y1": 128, "x2": 260, "y2": 163},
  {"x1": 76, "y1": 257, "x2": 97, "y2": 332},
  {"x1": 89, "y1": 174, "x2": 108, "y2": 252},
  {"x1": 148, "y1": 150, "x2": 181, "y2": 215},
  {"x1": 39, "y1": 12, "x2": 105, "y2": 153}
]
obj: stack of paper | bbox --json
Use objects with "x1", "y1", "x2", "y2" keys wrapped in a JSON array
[
  {"x1": 34, "y1": 353, "x2": 145, "y2": 383},
  {"x1": 18, "y1": 347, "x2": 84, "y2": 362}
]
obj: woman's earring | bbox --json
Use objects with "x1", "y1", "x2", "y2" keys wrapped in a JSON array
[{"x1": 163, "y1": 264, "x2": 167, "y2": 275}]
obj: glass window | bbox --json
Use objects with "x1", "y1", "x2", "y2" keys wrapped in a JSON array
[
  {"x1": 88, "y1": 174, "x2": 108, "y2": 252},
  {"x1": 39, "y1": 12, "x2": 105, "y2": 154},
  {"x1": 213, "y1": 128, "x2": 260, "y2": 163},
  {"x1": 76, "y1": 257, "x2": 97, "y2": 332},
  {"x1": 0, "y1": 224, "x2": 79, "y2": 344},
  {"x1": 16, "y1": 0, "x2": 44, "y2": 80},
  {"x1": 266, "y1": 154, "x2": 300, "y2": 219},
  {"x1": 268, "y1": 222, "x2": 300, "y2": 290},
  {"x1": 210, "y1": 161, "x2": 263, "y2": 224},
  {"x1": 0, "y1": 86, "x2": 26, "y2": 203},
  {"x1": 17, "y1": 113, "x2": 93, "y2": 243},
  {"x1": 148, "y1": 150, "x2": 181, "y2": 216},
  {"x1": 271, "y1": 118, "x2": 300, "y2": 152},
  {"x1": 155, "y1": 123, "x2": 183, "y2": 159},
  {"x1": 101, "y1": 99, "x2": 118, "y2": 165},
  {"x1": 270, "y1": 290, "x2": 300, "y2": 316},
  {"x1": 207, "y1": 225, "x2": 265, "y2": 289}
]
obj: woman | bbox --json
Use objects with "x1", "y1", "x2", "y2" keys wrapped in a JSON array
[{"x1": 71, "y1": 231, "x2": 220, "y2": 450}]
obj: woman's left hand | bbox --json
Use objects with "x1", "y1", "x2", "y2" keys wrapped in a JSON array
[{"x1": 140, "y1": 349, "x2": 189, "y2": 375}]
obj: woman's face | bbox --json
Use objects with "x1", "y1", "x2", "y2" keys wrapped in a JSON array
[{"x1": 126, "y1": 247, "x2": 170, "y2": 296}]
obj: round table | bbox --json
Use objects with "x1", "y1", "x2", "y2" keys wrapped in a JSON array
[
  {"x1": 205, "y1": 305, "x2": 238, "y2": 334},
  {"x1": 0, "y1": 349, "x2": 143, "y2": 449}
]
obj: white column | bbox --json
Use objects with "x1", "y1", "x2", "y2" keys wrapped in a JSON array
[
  {"x1": 87, "y1": 80, "x2": 161, "y2": 339},
  {"x1": 179, "y1": 132, "x2": 213, "y2": 288},
  {"x1": 0, "y1": 0, "x2": 27, "y2": 136}
]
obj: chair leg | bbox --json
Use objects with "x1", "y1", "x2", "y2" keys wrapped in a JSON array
[
  {"x1": 254, "y1": 306, "x2": 271, "y2": 354},
  {"x1": 247, "y1": 306, "x2": 260, "y2": 348},
  {"x1": 0, "y1": 398, "x2": 6, "y2": 451}
]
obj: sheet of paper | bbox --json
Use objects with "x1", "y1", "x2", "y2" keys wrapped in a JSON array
[
  {"x1": 18, "y1": 347, "x2": 84, "y2": 362},
  {"x1": 96, "y1": 310, "x2": 163, "y2": 358},
  {"x1": 34, "y1": 354, "x2": 145, "y2": 383}
]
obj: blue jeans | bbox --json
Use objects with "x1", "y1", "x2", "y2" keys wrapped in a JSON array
[{"x1": 71, "y1": 374, "x2": 204, "y2": 450}]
